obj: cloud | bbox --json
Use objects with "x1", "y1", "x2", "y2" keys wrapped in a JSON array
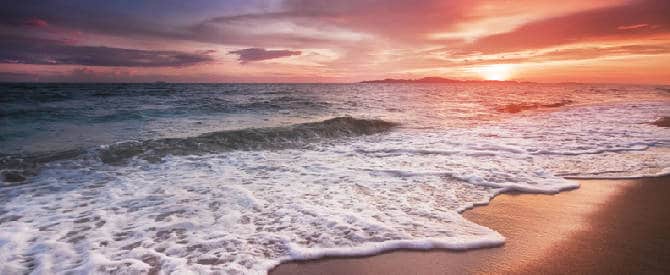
[
  {"x1": 24, "y1": 17, "x2": 48, "y2": 27},
  {"x1": 0, "y1": 1, "x2": 469, "y2": 48},
  {"x1": 534, "y1": 44, "x2": 670, "y2": 61},
  {"x1": 437, "y1": 43, "x2": 670, "y2": 66},
  {"x1": 0, "y1": 71, "x2": 39, "y2": 82},
  {"x1": 229, "y1": 48, "x2": 301, "y2": 63},
  {"x1": 463, "y1": 0, "x2": 670, "y2": 54},
  {"x1": 0, "y1": 1, "x2": 645, "y2": 51},
  {"x1": 0, "y1": 0, "x2": 668, "y2": 83},
  {"x1": 0, "y1": 35, "x2": 215, "y2": 67},
  {"x1": 617, "y1": 24, "x2": 651, "y2": 31},
  {"x1": 0, "y1": 67, "x2": 162, "y2": 83},
  {"x1": 185, "y1": 1, "x2": 474, "y2": 48}
]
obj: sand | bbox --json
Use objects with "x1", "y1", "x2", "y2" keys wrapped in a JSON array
[{"x1": 271, "y1": 175, "x2": 670, "y2": 274}]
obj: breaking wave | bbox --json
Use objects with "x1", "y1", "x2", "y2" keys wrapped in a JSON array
[
  {"x1": 0, "y1": 83, "x2": 668, "y2": 274},
  {"x1": 1, "y1": 117, "x2": 398, "y2": 184},
  {"x1": 496, "y1": 100, "x2": 574, "y2": 113},
  {"x1": 99, "y1": 117, "x2": 398, "y2": 164}
]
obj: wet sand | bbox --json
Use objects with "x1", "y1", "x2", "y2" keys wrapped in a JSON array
[{"x1": 271, "y1": 175, "x2": 670, "y2": 274}]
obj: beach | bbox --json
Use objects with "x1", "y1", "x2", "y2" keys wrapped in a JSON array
[
  {"x1": 2, "y1": 0, "x2": 670, "y2": 273},
  {"x1": 271, "y1": 175, "x2": 670, "y2": 274},
  {"x1": 1, "y1": 83, "x2": 667, "y2": 273}
]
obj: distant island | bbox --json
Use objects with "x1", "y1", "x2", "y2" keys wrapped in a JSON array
[{"x1": 361, "y1": 76, "x2": 528, "y2": 84}]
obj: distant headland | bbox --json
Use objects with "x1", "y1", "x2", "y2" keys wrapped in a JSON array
[{"x1": 360, "y1": 77, "x2": 530, "y2": 84}]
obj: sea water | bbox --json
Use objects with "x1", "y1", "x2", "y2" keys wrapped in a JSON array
[{"x1": 1, "y1": 83, "x2": 668, "y2": 274}]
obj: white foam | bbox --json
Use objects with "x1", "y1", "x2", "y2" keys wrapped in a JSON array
[{"x1": 0, "y1": 97, "x2": 668, "y2": 273}]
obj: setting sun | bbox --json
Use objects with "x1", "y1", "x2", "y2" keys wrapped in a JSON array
[{"x1": 476, "y1": 64, "x2": 514, "y2": 81}]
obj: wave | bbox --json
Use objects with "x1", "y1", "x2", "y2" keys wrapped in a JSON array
[
  {"x1": 496, "y1": 100, "x2": 573, "y2": 113},
  {"x1": 100, "y1": 117, "x2": 397, "y2": 164},
  {"x1": 652, "y1": 116, "x2": 670, "y2": 127},
  {"x1": 1, "y1": 117, "x2": 398, "y2": 184},
  {"x1": 1, "y1": 149, "x2": 84, "y2": 186}
]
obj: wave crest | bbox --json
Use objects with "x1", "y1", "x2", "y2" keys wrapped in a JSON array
[
  {"x1": 100, "y1": 117, "x2": 398, "y2": 164},
  {"x1": 496, "y1": 100, "x2": 573, "y2": 113},
  {"x1": 1, "y1": 117, "x2": 398, "y2": 183}
]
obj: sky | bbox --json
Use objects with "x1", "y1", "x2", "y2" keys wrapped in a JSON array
[{"x1": 0, "y1": 0, "x2": 669, "y2": 84}]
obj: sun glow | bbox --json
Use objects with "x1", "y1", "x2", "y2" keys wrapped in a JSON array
[{"x1": 476, "y1": 64, "x2": 514, "y2": 81}]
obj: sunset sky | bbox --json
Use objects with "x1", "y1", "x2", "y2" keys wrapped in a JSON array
[{"x1": 1, "y1": 0, "x2": 669, "y2": 84}]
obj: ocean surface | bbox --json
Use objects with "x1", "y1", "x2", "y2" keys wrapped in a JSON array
[{"x1": 1, "y1": 83, "x2": 669, "y2": 274}]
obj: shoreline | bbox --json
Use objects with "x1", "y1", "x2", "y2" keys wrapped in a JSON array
[{"x1": 271, "y1": 175, "x2": 670, "y2": 274}]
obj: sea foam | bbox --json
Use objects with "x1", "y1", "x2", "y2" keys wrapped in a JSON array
[{"x1": 0, "y1": 84, "x2": 668, "y2": 274}]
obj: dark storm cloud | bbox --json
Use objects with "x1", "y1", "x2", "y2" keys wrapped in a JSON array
[
  {"x1": 229, "y1": 48, "x2": 301, "y2": 63},
  {"x1": 0, "y1": 35, "x2": 215, "y2": 67}
]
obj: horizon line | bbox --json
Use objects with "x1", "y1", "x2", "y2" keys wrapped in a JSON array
[{"x1": 1, "y1": 80, "x2": 669, "y2": 86}]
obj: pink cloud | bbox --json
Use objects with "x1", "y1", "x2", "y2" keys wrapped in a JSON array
[
  {"x1": 24, "y1": 17, "x2": 49, "y2": 28},
  {"x1": 617, "y1": 24, "x2": 650, "y2": 30}
]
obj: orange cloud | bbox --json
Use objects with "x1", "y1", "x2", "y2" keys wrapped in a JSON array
[
  {"x1": 1, "y1": 0, "x2": 669, "y2": 84},
  {"x1": 617, "y1": 24, "x2": 651, "y2": 30}
]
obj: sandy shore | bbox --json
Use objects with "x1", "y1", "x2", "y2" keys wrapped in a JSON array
[{"x1": 271, "y1": 175, "x2": 670, "y2": 274}]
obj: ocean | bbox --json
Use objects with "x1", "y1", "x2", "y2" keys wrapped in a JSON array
[{"x1": 1, "y1": 83, "x2": 669, "y2": 274}]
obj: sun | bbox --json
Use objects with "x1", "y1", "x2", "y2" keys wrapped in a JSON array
[{"x1": 476, "y1": 64, "x2": 514, "y2": 81}]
